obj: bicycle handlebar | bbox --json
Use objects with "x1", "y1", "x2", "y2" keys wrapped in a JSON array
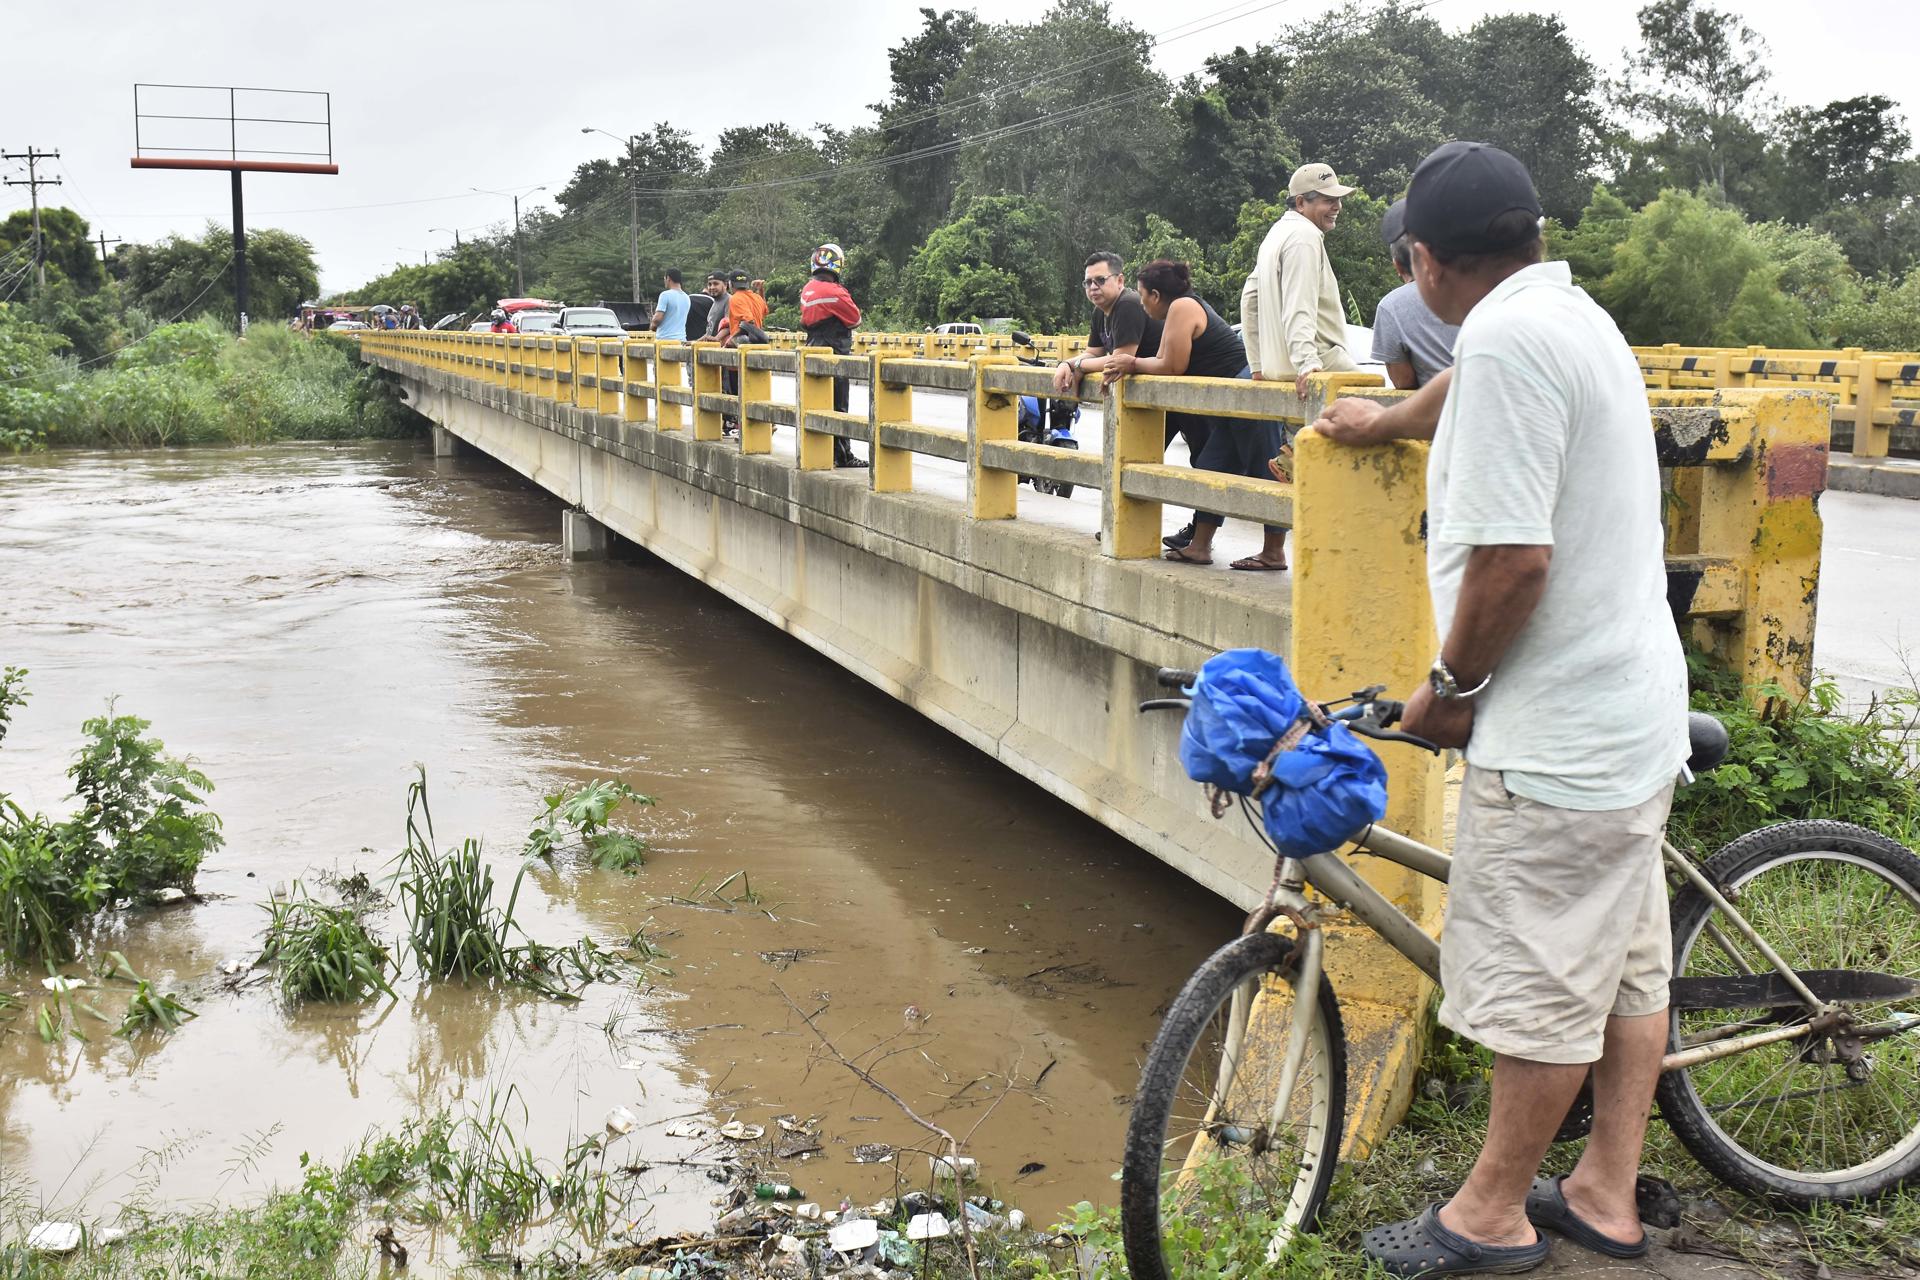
[{"x1": 1139, "y1": 671, "x2": 1441, "y2": 755}]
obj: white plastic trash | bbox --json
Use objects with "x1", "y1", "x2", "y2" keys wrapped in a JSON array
[
  {"x1": 28, "y1": 1222, "x2": 83, "y2": 1254},
  {"x1": 605, "y1": 1106, "x2": 638, "y2": 1135},
  {"x1": 774, "y1": 1233, "x2": 806, "y2": 1254},
  {"x1": 929, "y1": 1153, "x2": 977, "y2": 1182},
  {"x1": 1008, "y1": 1209, "x2": 1027, "y2": 1231},
  {"x1": 719, "y1": 1120, "x2": 764, "y2": 1141},
  {"x1": 794, "y1": 1202, "x2": 822, "y2": 1220},
  {"x1": 905, "y1": 1212, "x2": 951, "y2": 1241},
  {"x1": 829, "y1": 1218, "x2": 880, "y2": 1253}
]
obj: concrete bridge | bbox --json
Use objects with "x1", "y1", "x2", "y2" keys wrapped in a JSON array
[{"x1": 352, "y1": 328, "x2": 1829, "y2": 1149}]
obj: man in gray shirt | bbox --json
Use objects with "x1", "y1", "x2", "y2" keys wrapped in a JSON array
[{"x1": 1371, "y1": 198, "x2": 1459, "y2": 389}]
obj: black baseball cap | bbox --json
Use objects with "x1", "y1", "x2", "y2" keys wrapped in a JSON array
[
  {"x1": 706, "y1": 270, "x2": 728, "y2": 284},
  {"x1": 1404, "y1": 142, "x2": 1542, "y2": 254},
  {"x1": 1380, "y1": 198, "x2": 1408, "y2": 246}
]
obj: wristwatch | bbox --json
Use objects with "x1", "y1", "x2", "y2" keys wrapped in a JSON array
[{"x1": 1429, "y1": 656, "x2": 1492, "y2": 701}]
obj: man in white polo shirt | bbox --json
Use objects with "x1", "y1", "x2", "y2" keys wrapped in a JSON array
[{"x1": 1356, "y1": 142, "x2": 1689, "y2": 1277}]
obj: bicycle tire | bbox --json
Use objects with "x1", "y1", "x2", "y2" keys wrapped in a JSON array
[
  {"x1": 1120, "y1": 930, "x2": 1346, "y2": 1280},
  {"x1": 1657, "y1": 819, "x2": 1920, "y2": 1202}
]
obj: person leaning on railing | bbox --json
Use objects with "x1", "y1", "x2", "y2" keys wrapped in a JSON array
[{"x1": 1105, "y1": 260, "x2": 1288, "y2": 573}]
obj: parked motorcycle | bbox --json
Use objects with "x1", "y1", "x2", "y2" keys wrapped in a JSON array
[{"x1": 1011, "y1": 331, "x2": 1082, "y2": 499}]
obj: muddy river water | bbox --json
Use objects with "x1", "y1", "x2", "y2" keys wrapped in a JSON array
[{"x1": 0, "y1": 442, "x2": 1234, "y2": 1253}]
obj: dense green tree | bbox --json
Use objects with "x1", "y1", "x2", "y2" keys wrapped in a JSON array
[
  {"x1": 1600, "y1": 189, "x2": 1810, "y2": 346},
  {"x1": 1451, "y1": 14, "x2": 1605, "y2": 221},
  {"x1": 1825, "y1": 270, "x2": 1920, "y2": 351},
  {"x1": 1810, "y1": 171, "x2": 1920, "y2": 282},
  {"x1": 1780, "y1": 97, "x2": 1912, "y2": 213},
  {"x1": 1615, "y1": 0, "x2": 1775, "y2": 198},
  {"x1": 1217, "y1": 192, "x2": 1401, "y2": 330},
  {"x1": 1744, "y1": 221, "x2": 1861, "y2": 342},
  {"x1": 1551, "y1": 183, "x2": 1634, "y2": 289},
  {"x1": 1160, "y1": 76, "x2": 1297, "y2": 246},
  {"x1": 873, "y1": 8, "x2": 984, "y2": 264},
  {"x1": 0, "y1": 207, "x2": 106, "y2": 293},
  {"x1": 902, "y1": 194, "x2": 1067, "y2": 326},
  {"x1": 1268, "y1": 28, "x2": 1444, "y2": 201},
  {"x1": 120, "y1": 224, "x2": 318, "y2": 328}
]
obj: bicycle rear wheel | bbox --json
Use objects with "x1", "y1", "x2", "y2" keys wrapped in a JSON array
[
  {"x1": 1657, "y1": 820, "x2": 1920, "y2": 1201},
  {"x1": 1120, "y1": 930, "x2": 1345, "y2": 1280}
]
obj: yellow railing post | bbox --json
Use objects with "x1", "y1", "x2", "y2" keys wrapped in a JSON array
[
  {"x1": 1100, "y1": 377, "x2": 1163, "y2": 557},
  {"x1": 598, "y1": 340, "x2": 622, "y2": 416},
  {"x1": 657, "y1": 344, "x2": 686, "y2": 432},
  {"x1": 691, "y1": 342, "x2": 723, "y2": 440},
  {"x1": 869, "y1": 354, "x2": 913, "y2": 492},
  {"x1": 968, "y1": 353, "x2": 1019, "y2": 519},
  {"x1": 623, "y1": 340, "x2": 650, "y2": 424},
  {"x1": 1853, "y1": 357, "x2": 1891, "y2": 458},
  {"x1": 795, "y1": 347, "x2": 836, "y2": 471},
  {"x1": 507, "y1": 335, "x2": 523, "y2": 392},
  {"x1": 1290, "y1": 422, "x2": 1445, "y2": 1155},
  {"x1": 739, "y1": 351, "x2": 773, "y2": 455}
]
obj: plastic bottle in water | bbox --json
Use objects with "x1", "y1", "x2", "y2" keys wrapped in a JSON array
[{"x1": 755, "y1": 1183, "x2": 804, "y2": 1200}]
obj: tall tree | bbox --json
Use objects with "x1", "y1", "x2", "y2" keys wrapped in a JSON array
[
  {"x1": 873, "y1": 9, "x2": 984, "y2": 266},
  {"x1": 1779, "y1": 96, "x2": 1912, "y2": 216},
  {"x1": 1162, "y1": 48, "x2": 1297, "y2": 244},
  {"x1": 1616, "y1": 0, "x2": 1775, "y2": 197},
  {"x1": 901, "y1": 194, "x2": 1068, "y2": 327},
  {"x1": 0, "y1": 207, "x2": 106, "y2": 293},
  {"x1": 1451, "y1": 14, "x2": 1604, "y2": 222}
]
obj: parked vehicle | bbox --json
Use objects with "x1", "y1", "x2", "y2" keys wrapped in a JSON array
[
  {"x1": 513, "y1": 311, "x2": 561, "y2": 334},
  {"x1": 554, "y1": 306, "x2": 626, "y2": 338},
  {"x1": 1011, "y1": 331, "x2": 1082, "y2": 499},
  {"x1": 597, "y1": 300, "x2": 654, "y2": 333},
  {"x1": 329, "y1": 319, "x2": 369, "y2": 331},
  {"x1": 933, "y1": 321, "x2": 983, "y2": 336},
  {"x1": 466, "y1": 321, "x2": 496, "y2": 333}
]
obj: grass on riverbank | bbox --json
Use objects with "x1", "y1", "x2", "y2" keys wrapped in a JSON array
[{"x1": 0, "y1": 308, "x2": 425, "y2": 451}]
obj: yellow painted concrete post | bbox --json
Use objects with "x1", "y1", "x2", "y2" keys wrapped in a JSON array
[
  {"x1": 1695, "y1": 390, "x2": 1828, "y2": 704},
  {"x1": 795, "y1": 347, "x2": 837, "y2": 471},
  {"x1": 565, "y1": 339, "x2": 588, "y2": 407},
  {"x1": 1289, "y1": 416, "x2": 1447, "y2": 1155},
  {"x1": 657, "y1": 345, "x2": 686, "y2": 432},
  {"x1": 968, "y1": 353, "x2": 1019, "y2": 520},
  {"x1": 1837, "y1": 347, "x2": 1863, "y2": 444},
  {"x1": 739, "y1": 351, "x2": 773, "y2": 455},
  {"x1": 622, "y1": 340, "x2": 650, "y2": 424},
  {"x1": 1100, "y1": 376, "x2": 1163, "y2": 558},
  {"x1": 1853, "y1": 357, "x2": 1891, "y2": 458},
  {"x1": 505, "y1": 336, "x2": 521, "y2": 392},
  {"x1": 691, "y1": 342, "x2": 724, "y2": 440},
  {"x1": 869, "y1": 355, "x2": 914, "y2": 493},
  {"x1": 598, "y1": 340, "x2": 623, "y2": 416}
]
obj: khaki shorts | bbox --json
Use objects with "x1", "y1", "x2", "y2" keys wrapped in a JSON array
[{"x1": 1438, "y1": 767, "x2": 1675, "y2": 1065}]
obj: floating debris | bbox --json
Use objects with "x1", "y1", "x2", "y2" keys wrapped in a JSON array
[
  {"x1": 27, "y1": 1223, "x2": 82, "y2": 1254},
  {"x1": 606, "y1": 1107, "x2": 638, "y2": 1136},
  {"x1": 829, "y1": 1217, "x2": 880, "y2": 1253},
  {"x1": 851, "y1": 1143, "x2": 895, "y2": 1164},
  {"x1": 929, "y1": 1154, "x2": 977, "y2": 1182},
  {"x1": 719, "y1": 1120, "x2": 764, "y2": 1141},
  {"x1": 905, "y1": 1212, "x2": 951, "y2": 1241}
]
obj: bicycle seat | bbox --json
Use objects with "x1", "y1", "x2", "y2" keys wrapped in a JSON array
[{"x1": 1686, "y1": 712, "x2": 1729, "y2": 774}]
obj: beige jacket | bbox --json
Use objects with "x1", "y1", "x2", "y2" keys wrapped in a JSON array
[{"x1": 1240, "y1": 209, "x2": 1352, "y2": 379}]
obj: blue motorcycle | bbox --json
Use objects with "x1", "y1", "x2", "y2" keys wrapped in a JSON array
[{"x1": 1012, "y1": 331, "x2": 1082, "y2": 499}]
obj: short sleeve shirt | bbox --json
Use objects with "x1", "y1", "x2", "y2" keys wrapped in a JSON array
[
  {"x1": 1427, "y1": 261, "x2": 1687, "y2": 810},
  {"x1": 1090, "y1": 289, "x2": 1162, "y2": 359},
  {"x1": 653, "y1": 289, "x2": 690, "y2": 340},
  {"x1": 1370, "y1": 282, "x2": 1458, "y2": 387}
]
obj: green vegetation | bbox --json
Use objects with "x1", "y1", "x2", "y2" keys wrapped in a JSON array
[
  {"x1": 0, "y1": 311, "x2": 423, "y2": 452},
  {"x1": 261, "y1": 887, "x2": 396, "y2": 1003},
  {"x1": 393, "y1": 770, "x2": 527, "y2": 983},
  {"x1": 523, "y1": 778, "x2": 655, "y2": 872},
  {"x1": 0, "y1": 671, "x2": 219, "y2": 967},
  {"x1": 1669, "y1": 656, "x2": 1920, "y2": 854},
  {"x1": 307, "y1": 0, "x2": 1919, "y2": 347}
]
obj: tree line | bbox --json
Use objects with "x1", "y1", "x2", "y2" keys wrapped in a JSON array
[{"x1": 8, "y1": 0, "x2": 1919, "y2": 359}]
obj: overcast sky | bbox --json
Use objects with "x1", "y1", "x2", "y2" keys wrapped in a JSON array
[{"x1": 6, "y1": 0, "x2": 1917, "y2": 294}]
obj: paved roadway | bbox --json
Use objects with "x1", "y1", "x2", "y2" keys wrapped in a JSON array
[{"x1": 766, "y1": 379, "x2": 1916, "y2": 707}]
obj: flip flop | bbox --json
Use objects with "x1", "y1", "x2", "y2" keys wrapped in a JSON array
[
  {"x1": 1163, "y1": 546, "x2": 1212, "y2": 565},
  {"x1": 1525, "y1": 1175, "x2": 1649, "y2": 1258},
  {"x1": 1230, "y1": 555, "x2": 1287, "y2": 572},
  {"x1": 1362, "y1": 1205, "x2": 1550, "y2": 1278}
]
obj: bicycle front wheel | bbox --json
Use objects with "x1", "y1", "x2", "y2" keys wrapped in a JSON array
[
  {"x1": 1120, "y1": 930, "x2": 1346, "y2": 1280},
  {"x1": 1657, "y1": 820, "x2": 1920, "y2": 1202}
]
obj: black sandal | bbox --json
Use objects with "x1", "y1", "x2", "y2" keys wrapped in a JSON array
[
  {"x1": 1525, "y1": 1175, "x2": 1649, "y2": 1258},
  {"x1": 1361, "y1": 1204, "x2": 1550, "y2": 1278}
]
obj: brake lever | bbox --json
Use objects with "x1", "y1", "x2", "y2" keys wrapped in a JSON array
[
  {"x1": 1349, "y1": 721, "x2": 1442, "y2": 754},
  {"x1": 1155, "y1": 668, "x2": 1199, "y2": 690},
  {"x1": 1138, "y1": 697, "x2": 1193, "y2": 713}
]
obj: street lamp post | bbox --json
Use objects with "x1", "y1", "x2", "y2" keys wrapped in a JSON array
[
  {"x1": 430, "y1": 226, "x2": 461, "y2": 249},
  {"x1": 472, "y1": 186, "x2": 545, "y2": 296},
  {"x1": 583, "y1": 126, "x2": 643, "y2": 304}
]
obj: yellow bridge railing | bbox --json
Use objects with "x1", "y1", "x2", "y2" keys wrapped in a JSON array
[
  {"x1": 1633, "y1": 343, "x2": 1920, "y2": 459},
  {"x1": 350, "y1": 329, "x2": 1826, "y2": 704}
]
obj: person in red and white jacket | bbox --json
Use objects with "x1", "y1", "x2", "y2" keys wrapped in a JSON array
[{"x1": 799, "y1": 243, "x2": 868, "y2": 468}]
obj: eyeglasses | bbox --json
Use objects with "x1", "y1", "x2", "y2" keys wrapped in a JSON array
[{"x1": 1083, "y1": 274, "x2": 1113, "y2": 290}]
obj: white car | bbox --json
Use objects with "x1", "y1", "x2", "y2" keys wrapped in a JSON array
[
  {"x1": 554, "y1": 306, "x2": 626, "y2": 338},
  {"x1": 467, "y1": 321, "x2": 496, "y2": 333},
  {"x1": 1229, "y1": 321, "x2": 1389, "y2": 382}
]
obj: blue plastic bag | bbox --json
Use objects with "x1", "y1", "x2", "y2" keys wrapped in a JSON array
[{"x1": 1178, "y1": 649, "x2": 1389, "y2": 857}]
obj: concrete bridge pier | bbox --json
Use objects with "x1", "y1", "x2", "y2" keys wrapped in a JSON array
[
  {"x1": 431, "y1": 424, "x2": 461, "y2": 457},
  {"x1": 562, "y1": 508, "x2": 609, "y2": 561}
]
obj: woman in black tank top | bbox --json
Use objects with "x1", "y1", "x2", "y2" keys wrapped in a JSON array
[{"x1": 1104, "y1": 259, "x2": 1289, "y2": 571}]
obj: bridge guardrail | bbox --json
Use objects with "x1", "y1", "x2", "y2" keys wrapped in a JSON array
[
  {"x1": 1634, "y1": 342, "x2": 1920, "y2": 459},
  {"x1": 353, "y1": 329, "x2": 1826, "y2": 704}
]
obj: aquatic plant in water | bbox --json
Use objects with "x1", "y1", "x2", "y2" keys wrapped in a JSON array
[
  {"x1": 393, "y1": 769, "x2": 525, "y2": 982},
  {"x1": 523, "y1": 777, "x2": 655, "y2": 872},
  {"x1": 261, "y1": 886, "x2": 396, "y2": 1002}
]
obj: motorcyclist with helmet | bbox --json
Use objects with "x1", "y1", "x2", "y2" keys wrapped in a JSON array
[{"x1": 799, "y1": 243, "x2": 869, "y2": 469}]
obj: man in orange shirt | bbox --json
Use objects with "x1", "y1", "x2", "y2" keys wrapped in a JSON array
[{"x1": 719, "y1": 269, "x2": 768, "y2": 436}]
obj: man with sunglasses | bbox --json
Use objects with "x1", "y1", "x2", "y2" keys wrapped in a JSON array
[{"x1": 1051, "y1": 252, "x2": 1162, "y2": 397}]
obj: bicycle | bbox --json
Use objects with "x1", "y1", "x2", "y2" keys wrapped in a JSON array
[{"x1": 1120, "y1": 666, "x2": 1920, "y2": 1280}]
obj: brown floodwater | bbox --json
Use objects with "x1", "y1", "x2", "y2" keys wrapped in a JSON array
[{"x1": 0, "y1": 442, "x2": 1236, "y2": 1259}]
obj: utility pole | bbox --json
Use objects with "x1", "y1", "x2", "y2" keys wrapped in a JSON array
[
  {"x1": 3, "y1": 146, "x2": 63, "y2": 290},
  {"x1": 472, "y1": 186, "x2": 543, "y2": 297},
  {"x1": 95, "y1": 230, "x2": 123, "y2": 267},
  {"x1": 582, "y1": 127, "x2": 643, "y2": 302}
]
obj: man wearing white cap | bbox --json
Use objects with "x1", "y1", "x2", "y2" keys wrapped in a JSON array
[{"x1": 1240, "y1": 162, "x2": 1361, "y2": 397}]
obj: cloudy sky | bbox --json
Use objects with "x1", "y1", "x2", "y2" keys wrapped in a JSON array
[{"x1": 6, "y1": 0, "x2": 1916, "y2": 293}]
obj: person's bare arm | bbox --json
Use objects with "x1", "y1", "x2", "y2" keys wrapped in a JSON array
[
  {"x1": 1385, "y1": 360, "x2": 1418, "y2": 391},
  {"x1": 1401, "y1": 543, "x2": 1552, "y2": 747},
  {"x1": 1310, "y1": 366, "x2": 1453, "y2": 446},
  {"x1": 1108, "y1": 299, "x2": 1199, "y2": 378}
]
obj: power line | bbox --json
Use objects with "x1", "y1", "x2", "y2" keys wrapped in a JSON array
[
  {"x1": 2, "y1": 146, "x2": 62, "y2": 290},
  {"x1": 0, "y1": 256, "x2": 233, "y2": 386}
]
